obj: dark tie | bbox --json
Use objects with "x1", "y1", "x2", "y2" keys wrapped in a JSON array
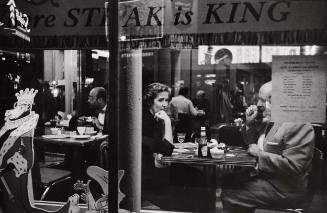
[{"x1": 265, "y1": 122, "x2": 274, "y2": 136}]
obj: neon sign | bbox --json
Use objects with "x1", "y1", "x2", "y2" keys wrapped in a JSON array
[{"x1": 7, "y1": 0, "x2": 30, "y2": 33}]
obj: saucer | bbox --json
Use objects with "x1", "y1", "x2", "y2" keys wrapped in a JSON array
[
  {"x1": 70, "y1": 135, "x2": 91, "y2": 139},
  {"x1": 174, "y1": 148, "x2": 189, "y2": 153},
  {"x1": 174, "y1": 142, "x2": 197, "y2": 149},
  {"x1": 42, "y1": 134, "x2": 68, "y2": 139},
  {"x1": 86, "y1": 131, "x2": 97, "y2": 135}
]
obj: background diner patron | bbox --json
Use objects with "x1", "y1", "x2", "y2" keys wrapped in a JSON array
[
  {"x1": 87, "y1": 87, "x2": 108, "y2": 134},
  {"x1": 169, "y1": 87, "x2": 205, "y2": 142}
]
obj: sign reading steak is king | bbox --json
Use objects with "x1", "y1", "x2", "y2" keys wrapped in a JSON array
[
  {"x1": 165, "y1": 0, "x2": 327, "y2": 34},
  {"x1": 18, "y1": 0, "x2": 164, "y2": 37},
  {"x1": 1, "y1": 0, "x2": 327, "y2": 45}
]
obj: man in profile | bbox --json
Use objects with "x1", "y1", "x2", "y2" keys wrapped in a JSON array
[
  {"x1": 88, "y1": 87, "x2": 108, "y2": 134},
  {"x1": 221, "y1": 81, "x2": 314, "y2": 213},
  {"x1": 192, "y1": 90, "x2": 210, "y2": 135},
  {"x1": 217, "y1": 80, "x2": 234, "y2": 123}
]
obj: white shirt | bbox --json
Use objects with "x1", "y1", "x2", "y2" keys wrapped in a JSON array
[
  {"x1": 257, "y1": 123, "x2": 272, "y2": 151},
  {"x1": 98, "y1": 105, "x2": 107, "y2": 126},
  {"x1": 257, "y1": 133, "x2": 265, "y2": 151}
]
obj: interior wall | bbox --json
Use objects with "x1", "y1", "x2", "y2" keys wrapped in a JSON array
[
  {"x1": 138, "y1": 48, "x2": 271, "y2": 124},
  {"x1": 157, "y1": 49, "x2": 172, "y2": 87},
  {"x1": 44, "y1": 50, "x2": 64, "y2": 82},
  {"x1": 64, "y1": 50, "x2": 79, "y2": 114}
]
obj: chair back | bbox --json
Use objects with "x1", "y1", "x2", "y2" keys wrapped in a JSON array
[
  {"x1": 176, "y1": 113, "x2": 191, "y2": 132},
  {"x1": 257, "y1": 147, "x2": 324, "y2": 212},
  {"x1": 99, "y1": 140, "x2": 109, "y2": 170},
  {"x1": 218, "y1": 125, "x2": 245, "y2": 146},
  {"x1": 175, "y1": 113, "x2": 192, "y2": 141},
  {"x1": 302, "y1": 147, "x2": 323, "y2": 211}
]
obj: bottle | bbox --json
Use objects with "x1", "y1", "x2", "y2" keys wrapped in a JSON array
[
  {"x1": 198, "y1": 127, "x2": 208, "y2": 158},
  {"x1": 193, "y1": 131, "x2": 199, "y2": 156}
]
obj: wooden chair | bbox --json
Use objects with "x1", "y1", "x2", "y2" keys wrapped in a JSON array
[
  {"x1": 217, "y1": 124, "x2": 245, "y2": 146},
  {"x1": 99, "y1": 140, "x2": 109, "y2": 170},
  {"x1": 174, "y1": 113, "x2": 192, "y2": 142},
  {"x1": 256, "y1": 147, "x2": 324, "y2": 213}
]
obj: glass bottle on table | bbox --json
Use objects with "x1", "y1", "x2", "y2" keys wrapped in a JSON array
[{"x1": 197, "y1": 126, "x2": 208, "y2": 158}]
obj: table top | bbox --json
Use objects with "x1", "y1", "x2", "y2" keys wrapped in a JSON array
[
  {"x1": 161, "y1": 144, "x2": 256, "y2": 167},
  {"x1": 34, "y1": 200, "x2": 166, "y2": 213},
  {"x1": 34, "y1": 134, "x2": 108, "y2": 147}
]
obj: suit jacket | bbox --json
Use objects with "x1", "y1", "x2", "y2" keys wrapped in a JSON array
[
  {"x1": 243, "y1": 122, "x2": 314, "y2": 195},
  {"x1": 102, "y1": 109, "x2": 109, "y2": 135}
]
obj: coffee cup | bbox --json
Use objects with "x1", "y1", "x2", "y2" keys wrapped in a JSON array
[{"x1": 85, "y1": 126, "x2": 95, "y2": 134}]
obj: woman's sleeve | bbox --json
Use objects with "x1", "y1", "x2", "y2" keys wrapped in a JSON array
[
  {"x1": 142, "y1": 136, "x2": 174, "y2": 156},
  {"x1": 158, "y1": 139, "x2": 174, "y2": 156}
]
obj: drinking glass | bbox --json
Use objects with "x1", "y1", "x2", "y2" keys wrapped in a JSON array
[{"x1": 177, "y1": 133, "x2": 186, "y2": 143}]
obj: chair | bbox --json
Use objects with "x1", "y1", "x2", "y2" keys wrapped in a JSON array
[
  {"x1": 174, "y1": 113, "x2": 192, "y2": 142},
  {"x1": 99, "y1": 140, "x2": 109, "y2": 170},
  {"x1": 217, "y1": 124, "x2": 245, "y2": 146},
  {"x1": 256, "y1": 147, "x2": 324, "y2": 213},
  {"x1": 39, "y1": 166, "x2": 72, "y2": 200}
]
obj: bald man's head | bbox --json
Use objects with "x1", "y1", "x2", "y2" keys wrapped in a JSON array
[
  {"x1": 259, "y1": 81, "x2": 272, "y2": 102},
  {"x1": 196, "y1": 90, "x2": 205, "y2": 99},
  {"x1": 88, "y1": 87, "x2": 107, "y2": 110}
]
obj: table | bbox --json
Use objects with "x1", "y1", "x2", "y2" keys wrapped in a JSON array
[
  {"x1": 161, "y1": 145, "x2": 256, "y2": 167},
  {"x1": 34, "y1": 134, "x2": 108, "y2": 181},
  {"x1": 161, "y1": 144, "x2": 256, "y2": 212},
  {"x1": 161, "y1": 145, "x2": 256, "y2": 188}
]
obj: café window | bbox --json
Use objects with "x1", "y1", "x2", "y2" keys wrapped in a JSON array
[{"x1": 0, "y1": 44, "x2": 326, "y2": 212}]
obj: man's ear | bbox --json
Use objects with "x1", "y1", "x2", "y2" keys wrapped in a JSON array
[{"x1": 99, "y1": 98, "x2": 106, "y2": 105}]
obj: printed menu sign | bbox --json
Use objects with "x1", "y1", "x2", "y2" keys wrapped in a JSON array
[{"x1": 272, "y1": 55, "x2": 327, "y2": 123}]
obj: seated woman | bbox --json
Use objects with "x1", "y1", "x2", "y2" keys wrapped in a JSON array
[
  {"x1": 142, "y1": 83, "x2": 174, "y2": 193},
  {"x1": 142, "y1": 84, "x2": 216, "y2": 211}
]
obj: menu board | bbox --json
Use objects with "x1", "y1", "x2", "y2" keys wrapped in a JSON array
[{"x1": 272, "y1": 55, "x2": 327, "y2": 123}]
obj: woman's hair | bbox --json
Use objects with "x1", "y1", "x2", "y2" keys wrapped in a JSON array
[{"x1": 143, "y1": 83, "x2": 171, "y2": 108}]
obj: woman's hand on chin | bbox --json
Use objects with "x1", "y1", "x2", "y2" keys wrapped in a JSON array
[{"x1": 154, "y1": 110, "x2": 170, "y2": 122}]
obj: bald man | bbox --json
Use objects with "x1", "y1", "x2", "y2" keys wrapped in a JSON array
[
  {"x1": 221, "y1": 81, "x2": 315, "y2": 213},
  {"x1": 88, "y1": 87, "x2": 108, "y2": 134}
]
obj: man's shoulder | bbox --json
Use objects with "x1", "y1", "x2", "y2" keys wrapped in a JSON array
[
  {"x1": 170, "y1": 97, "x2": 177, "y2": 105},
  {"x1": 279, "y1": 122, "x2": 313, "y2": 129},
  {"x1": 278, "y1": 122, "x2": 314, "y2": 134},
  {"x1": 172, "y1": 95, "x2": 189, "y2": 103}
]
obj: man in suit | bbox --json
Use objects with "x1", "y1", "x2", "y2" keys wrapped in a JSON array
[
  {"x1": 221, "y1": 81, "x2": 315, "y2": 213},
  {"x1": 88, "y1": 87, "x2": 108, "y2": 134}
]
